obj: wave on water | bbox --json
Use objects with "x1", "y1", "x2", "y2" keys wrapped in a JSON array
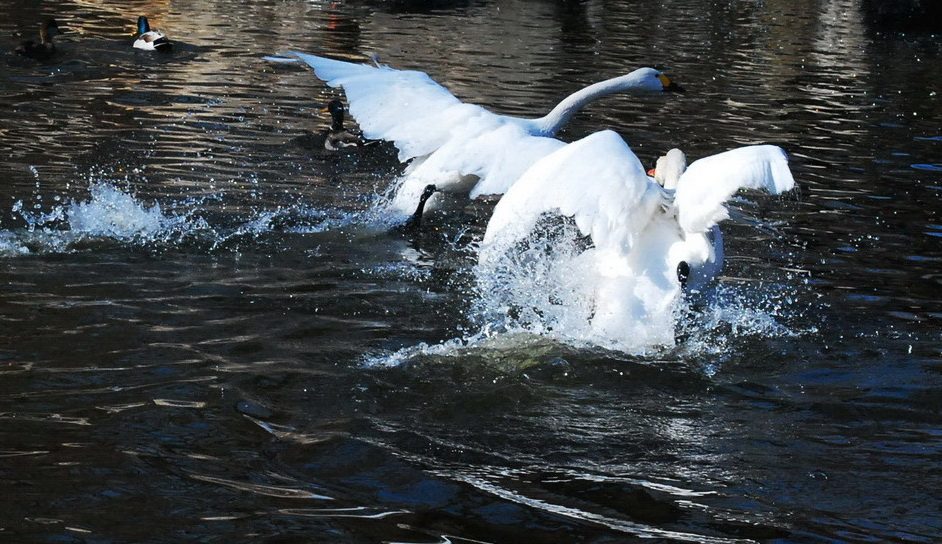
[{"x1": 3, "y1": 179, "x2": 811, "y2": 365}]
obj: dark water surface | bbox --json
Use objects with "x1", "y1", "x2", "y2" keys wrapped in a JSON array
[{"x1": 2, "y1": 0, "x2": 941, "y2": 542}]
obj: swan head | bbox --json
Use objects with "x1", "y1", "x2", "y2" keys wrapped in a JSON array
[
  {"x1": 657, "y1": 73, "x2": 685, "y2": 93},
  {"x1": 624, "y1": 68, "x2": 685, "y2": 94},
  {"x1": 600, "y1": 68, "x2": 685, "y2": 94},
  {"x1": 668, "y1": 225, "x2": 724, "y2": 296},
  {"x1": 650, "y1": 148, "x2": 687, "y2": 190},
  {"x1": 676, "y1": 261, "x2": 690, "y2": 287}
]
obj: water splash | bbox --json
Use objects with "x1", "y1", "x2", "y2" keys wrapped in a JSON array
[
  {"x1": 365, "y1": 218, "x2": 809, "y2": 368},
  {"x1": 0, "y1": 181, "x2": 367, "y2": 256},
  {"x1": 67, "y1": 183, "x2": 197, "y2": 241},
  {"x1": 471, "y1": 219, "x2": 604, "y2": 340},
  {"x1": 3, "y1": 182, "x2": 207, "y2": 254},
  {"x1": 365, "y1": 277, "x2": 807, "y2": 371}
]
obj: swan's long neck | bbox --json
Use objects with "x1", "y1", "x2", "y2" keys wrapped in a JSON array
[
  {"x1": 402, "y1": 184, "x2": 437, "y2": 232},
  {"x1": 529, "y1": 71, "x2": 656, "y2": 137}
]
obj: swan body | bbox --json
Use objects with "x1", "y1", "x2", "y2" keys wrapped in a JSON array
[
  {"x1": 133, "y1": 16, "x2": 172, "y2": 51},
  {"x1": 14, "y1": 19, "x2": 61, "y2": 59},
  {"x1": 480, "y1": 130, "x2": 795, "y2": 346},
  {"x1": 265, "y1": 52, "x2": 683, "y2": 217}
]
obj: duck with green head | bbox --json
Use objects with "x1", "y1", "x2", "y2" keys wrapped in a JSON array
[{"x1": 133, "y1": 16, "x2": 172, "y2": 51}]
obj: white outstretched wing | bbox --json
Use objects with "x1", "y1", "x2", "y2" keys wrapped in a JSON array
[
  {"x1": 269, "y1": 51, "x2": 566, "y2": 208},
  {"x1": 400, "y1": 122, "x2": 567, "y2": 192},
  {"x1": 673, "y1": 144, "x2": 795, "y2": 233},
  {"x1": 270, "y1": 51, "x2": 503, "y2": 162},
  {"x1": 483, "y1": 130, "x2": 665, "y2": 256}
]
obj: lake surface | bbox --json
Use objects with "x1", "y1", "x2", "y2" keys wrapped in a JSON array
[{"x1": 1, "y1": 0, "x2": 940, "y2": 542}]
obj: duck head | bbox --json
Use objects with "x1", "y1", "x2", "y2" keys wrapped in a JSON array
[
  {"x1": 137, "y1": 16, "x2": 153, "y2": 35},
  {"x1": 322, "y1": 100, "x2": 347, "y2": 130}
]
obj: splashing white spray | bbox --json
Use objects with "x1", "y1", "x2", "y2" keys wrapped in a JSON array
[{"x1": 65, "y1": 183, "x2": 193, "y2": 241}]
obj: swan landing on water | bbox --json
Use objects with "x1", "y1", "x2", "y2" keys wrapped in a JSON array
[
  {"x1": 478, "y1": 130, "x2": 796, "y2": 349},
  {"x1": 264, "y1": 52, "x2": 684, "y2": 219}
]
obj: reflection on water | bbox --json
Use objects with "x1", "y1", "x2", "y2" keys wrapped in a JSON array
[{"x1": 2, "y1": 0, "x2": 941, "y2": 542}]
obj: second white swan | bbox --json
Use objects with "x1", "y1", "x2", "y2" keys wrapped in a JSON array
[
  {"x1": 479, "y1": 130, "x2": 795, "y2": 348},
  {"x1": 265, "y1": 52, "x2": 684, "y2": 218}
]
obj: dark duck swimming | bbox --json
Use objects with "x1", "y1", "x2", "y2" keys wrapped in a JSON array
[{"x1": 14, "y1": 19, "x2": 62, "y2": 60}]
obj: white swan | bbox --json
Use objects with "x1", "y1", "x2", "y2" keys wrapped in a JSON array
[
  {"x1": 479, "y1": 130, "x2": 795, "y2": 347},
  {"x1": 265, "y1": 52, "x2": 683, "y2": 217}
]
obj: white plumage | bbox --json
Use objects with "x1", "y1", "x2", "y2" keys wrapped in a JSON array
[
  {"x1": 265, "y1": 52, "x2": 683, "y2": 217},
  {"x1": 480, "y1": 130, "x2": 795, "y2": 348}
]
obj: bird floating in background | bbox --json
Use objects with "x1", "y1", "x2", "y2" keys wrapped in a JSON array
[
  {"x1": 133, "y1": 16, "x2": 172, "y2": 51},
  {"x1": 321, "y1": 100, "x2": 375, "y2": 150},
  {"x1": 264, "y1": 51, "x2": 684, "y2": 219},
  {"x1": 14, "y1": 19, "x2": 62, "y2": 59},
  {"x1": 479, "y1": 130, "x2": 795, "y2": 348}
]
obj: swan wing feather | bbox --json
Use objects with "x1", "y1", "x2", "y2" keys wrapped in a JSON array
[
  {"x1": 467, "y1": 131, "x2": 567, "y2": 198},
  {"x1": 674, "y1": 144, "x2": 795, "y2": 233},
  {"x1": 277, "y1": 51, "x2": 498, "y2": 162},
  {"x1": 483, "y1": 130, "x2": 663, "y2": 256}
]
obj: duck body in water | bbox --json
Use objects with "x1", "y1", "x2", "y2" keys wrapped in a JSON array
[
  {"x1": 133, "y1": 16, "x2": 172, "y2": 51},
  {"x1": 14, "y1": 19, "x2": 62, "y2": 60}
]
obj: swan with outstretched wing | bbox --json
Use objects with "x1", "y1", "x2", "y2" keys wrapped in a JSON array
[
  {"x1": 480, "y1": 130, "x2": 795, "y2": 346},
  {"x1": 265, "y1": 52, "x2": 683, "y2": 218}
]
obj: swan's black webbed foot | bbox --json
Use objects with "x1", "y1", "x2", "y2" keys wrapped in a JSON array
[
  {"x1": 397, "y1": 184, "x2": 438, "y2": 234},
  {"x1": 676, "y1": 261, "x2": 690, "y2": 288}
]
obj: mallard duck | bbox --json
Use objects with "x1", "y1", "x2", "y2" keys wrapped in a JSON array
[
  {"x1": 321, "y1": 100, "x2": 373, "y2": 150},
  {"x1": 265, "y1": 52, "x2": 684, "y2": 218},
  {"x1": 133, "y1": 16, "x2": 172, "y2": 51},
  {"x1": 480, "y1": 130, "x2": 795, "y2": 347},
  {"x1": 14, "y1": 19, "x2": 62, "y2": 59}
]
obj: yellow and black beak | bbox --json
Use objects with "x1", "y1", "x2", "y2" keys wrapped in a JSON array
[{"x1": 658, "y1": 73, "x2": 685, "y2": 93}]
